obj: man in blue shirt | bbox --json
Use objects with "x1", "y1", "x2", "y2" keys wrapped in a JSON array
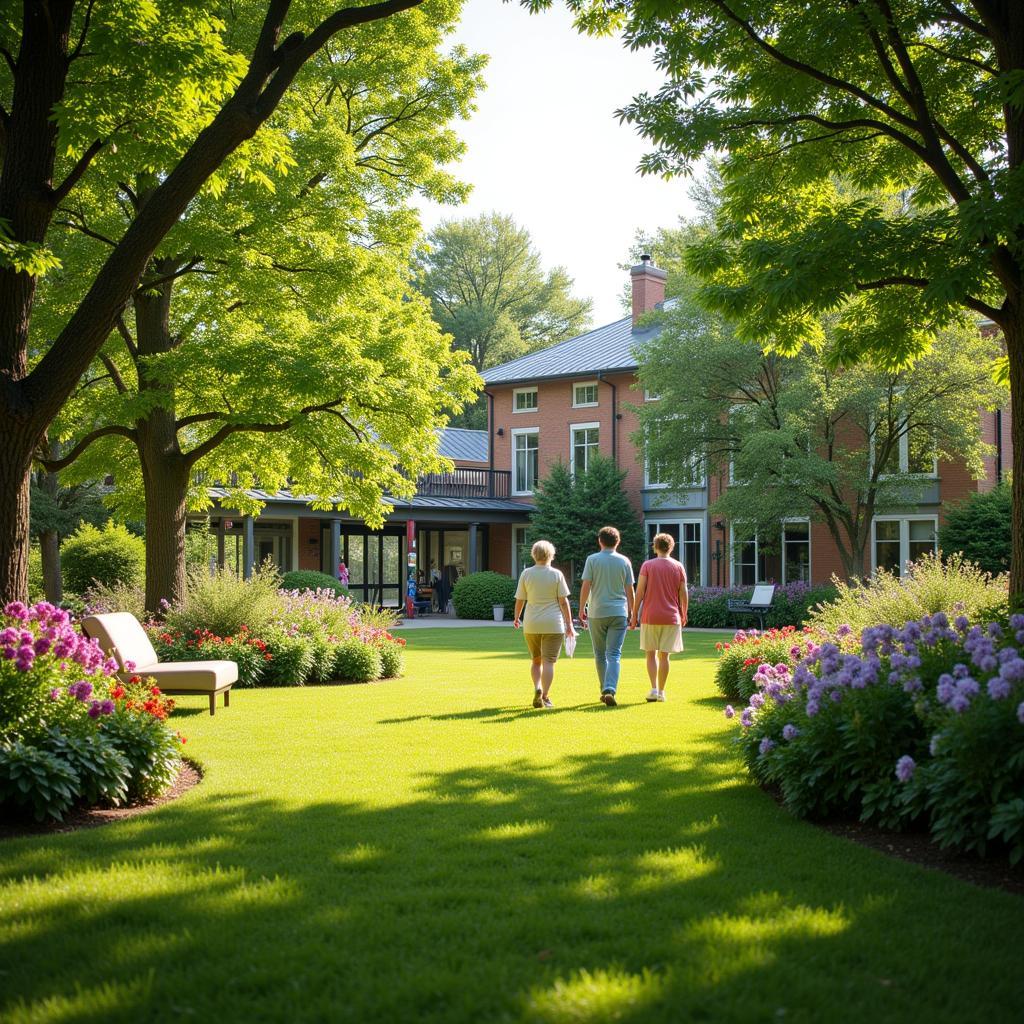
[{"x1": 579, "y1": 526, "x2": 635, "y2": 707}]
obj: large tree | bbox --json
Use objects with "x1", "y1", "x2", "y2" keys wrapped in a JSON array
[
  {"x1": 534, "y1": 0, "x2": 1024, "y2": 598},
  {"x1": 416, "y1": 211, "x2": 592, "y2": 372},
  {"x1": 637, "y1": 300, "x2": 1007, "y2": 580},
  {"x1": 0, "y1": 0, "x2": 448, "y2": 605},
  {"x1": 35, "y1": 2, "x2": 482, "y2": 610}
]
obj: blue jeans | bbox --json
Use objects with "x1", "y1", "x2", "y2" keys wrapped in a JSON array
[{"x1": 589, "y1": 615, "x2": 628, "y2": 694}]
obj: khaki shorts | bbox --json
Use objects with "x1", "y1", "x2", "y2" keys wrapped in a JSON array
[
  {"x1": 525, "y1": 632, "x2": 563, "y2": 661},
  {"x1": 640, "y1": 624, "x2": 684, "y2": 653}
]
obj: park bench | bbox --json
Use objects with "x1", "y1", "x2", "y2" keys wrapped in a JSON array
[
  {"x1": 726, "y1": 584, "x2": 776, "y2": 631},
  {"x1": 82, "y1": 612, "x2": 237, "y2": 716}
]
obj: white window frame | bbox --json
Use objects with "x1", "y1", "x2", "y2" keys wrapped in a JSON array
[
  {"x1": 512, "y1": 387, "x2": 538, "y2": 414},
  {"x1": 731, "y1": 529, "x2": 763, "y2": 587},
  {"x1": 572, "y1": 380, "x2": 599, "y2": 408},
  {"x1": 643, "y1": 420, "x2": 705, "y2": 489},
  {"x1": 645, "y1": 517, "x2": 704, "y2": 588},
  {"x1": 871, "y1": 415, "x2": 939, "y2": 480},
  {"x1": 643, "y1": 389, "x2": 661, "y2": 402},
  {"x1": 511, "y1": 525, "x2": 530, "y2": 577},
  {"x1": 781, "y1": 517, "x2": 812, "y2": 585},
  {"x1": 871, "y1": 515, "x2": 939, "y2": 575},
  {"x1": 511, "y1": 427, "x2": 540, "y2": 496},
  {"x1": 570, "y1": 421, "x2": 600, "y2": 478}
]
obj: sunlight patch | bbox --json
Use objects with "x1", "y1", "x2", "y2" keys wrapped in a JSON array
[
  {"x1": 477, "y1": 819, "x2": 550, "y2": 841},
  {"x1": 524, "y1": 967, "x2": 665, "y2": 1023},
  {"x1": 632, "y1": 845, "x2": 719, "y2": 888},
  {"x1": 334, "y1": 843, "x2": 385, "y2": 865},
  {"x1": 607, "y1": 800, "x2": 634, "y2": 815},
  {"x1": 572, "y1": 873, "x2": 618, "y2": 900}
]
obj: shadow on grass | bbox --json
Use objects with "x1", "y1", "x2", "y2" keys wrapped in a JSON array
[{"x1": 1, "y1": 750, "x2": 1021, "y2": 1023}]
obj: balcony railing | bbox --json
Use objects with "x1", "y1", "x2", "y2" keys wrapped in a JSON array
[{"x1": 415, "y1": 468, "x2": 512, "y2": 499}]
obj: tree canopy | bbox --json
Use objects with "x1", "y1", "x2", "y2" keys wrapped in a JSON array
[
  {"x1": 529, "y1": 0, "x2": 1024, "y2": 597},
  {"x1": 637, "y1": 297, "x2": 1007, "y2": 580}
]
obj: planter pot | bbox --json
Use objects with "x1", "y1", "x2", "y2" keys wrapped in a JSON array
[{"x1": 493, "y1": 605, "x2": 506, "y2": 622}]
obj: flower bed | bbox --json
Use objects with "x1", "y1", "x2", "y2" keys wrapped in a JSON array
[
  {"x1": 688, "y1": 582, "x2": 836, "y2": 629},
  {"x1": 0, "y1": 601, "x2": 184, "y2": 822},
  {"x1": 723, "y1": 611, "x2": 1024, "y2": 863},
  {"x1": 149, "y1": 587, "x2": 406, "y2": 687}
]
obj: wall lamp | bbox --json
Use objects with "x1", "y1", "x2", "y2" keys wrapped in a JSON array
[{"x1": 496, "y1": 427, "x2": 505, "y2": 436}]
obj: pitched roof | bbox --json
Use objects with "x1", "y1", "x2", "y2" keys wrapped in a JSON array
[
  {"x1": 438, "y1": 427, "x2": 488, "y2": 463},
  {"x1": 480, "y1": 307, "x2": 670, "y2": 386}
]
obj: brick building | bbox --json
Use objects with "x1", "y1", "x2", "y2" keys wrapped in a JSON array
[{"x1": 480, "y1": 259, "x2": 1011, "y2": 589}]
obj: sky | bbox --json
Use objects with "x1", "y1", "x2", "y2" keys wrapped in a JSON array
[{"x1": 417, "y1": 0, "x2": 698, "y2": 327}]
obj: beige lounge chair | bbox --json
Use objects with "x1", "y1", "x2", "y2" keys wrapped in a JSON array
[{"x1": 81, "y1": 612, "x2": 237, "y2": 715}]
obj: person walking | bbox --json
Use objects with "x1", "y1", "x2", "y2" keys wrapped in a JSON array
[
  {"x1": 630, "y1": 532, "x2": 688, "y2": 702},
  {"x1": 579, "y1": 526, "x2": 635, "y2": 707},
  {"x1": 513, "y1": 540, "x2": 576, "y2": 708}
]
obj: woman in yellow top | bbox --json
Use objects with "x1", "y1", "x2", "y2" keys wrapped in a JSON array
[{"x1": 513, "y1": 540, "x2": 576, "y2": 708}]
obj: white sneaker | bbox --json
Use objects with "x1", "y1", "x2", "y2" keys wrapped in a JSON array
[
  {"x1": 646, "y1": 688, "x2": 659, "y2": 702},
  {"x1": 656, "y1": 691, "x2": 666, "y2": 702}
]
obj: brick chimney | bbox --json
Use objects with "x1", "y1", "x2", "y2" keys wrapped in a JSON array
[{"x1": 630, "y1": 254, "x2": 667, "y2": 327}]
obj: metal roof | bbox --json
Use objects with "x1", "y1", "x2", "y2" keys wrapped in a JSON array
[
  {"x1": 438, "y1": 427, "x2": 488, "y2": 463},
  {"x1": 481, "y1": 304, "x2": 672, "y2": 386},
  {"x1": 206, "y1": 487, "x2": 531, "y2": 514}
]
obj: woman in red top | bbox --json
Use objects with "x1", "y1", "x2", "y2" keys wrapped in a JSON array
[{"x1": 629, "y1": 532, "x2": 688, "y2": 702}]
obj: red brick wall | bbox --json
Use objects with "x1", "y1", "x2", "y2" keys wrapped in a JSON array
[
  {"x1": 298, "y1": 517, "x2": 320, "y2": 571},
  {"x1": 489, "y1": 523, "x2": 512, "y2": 575}
]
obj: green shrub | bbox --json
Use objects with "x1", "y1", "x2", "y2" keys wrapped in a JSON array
[
  {"x1": 809, "y1": 552, "x2": 1007, "y2": 635},
  {"x1": 260, "y1": 630, "x2": 316, "y2": 686},
  {"x1": 149, "y1": 625, "x2": 269, "y2": 688},
  {"x1": 452, "y1": 571, "x2": 517, "y2": 620},
  {"x1": 44, "y1": 728, "x2": 130, "y2": 808},
  {"x1": 0, "y1": 741, "x2": 79, "y2": 821},
  {"x1": 281, "y1": 570, "x2": 349, "y2": 597},
  {"x1": 164, "y1": 564, "x2": 281, "y2": 637},
  {"x1": 82, "y1": 579, "x2": 147, "y2": 620},
  {"x1": 332, "y1": 639, "x2": 382, "y2": 683},
  {"x1": 688, "y1": 584, "x2": 836, "y2": 630},
  {"x1": 101, "y1": 708, "x2": 181, "y2": 800},
  {"x1": 28, "y1": 546, "x2": 44, "y2": 603},
  {"x1": 939, "y1": 484, "x2": 1012, "y2": 577},
  {"x1": 307, "y1": 633, "x2": 337, "y2": 683},
  {"x1": 61, "y1": 522, "x2": 145, "y2": 594},
  {"x1": 713, "y1": 626, "x2": 804, "y2": 701},
  {"x1": 378, "y1": 641, "x2": 405, "y2": 679}
]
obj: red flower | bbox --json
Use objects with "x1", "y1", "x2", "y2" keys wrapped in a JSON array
[
  {"x1": 264, "y1": 653, "x2": 273, "y2": 661},
  {"x1": 150, "y1": 685, "x2": 161, "y2": 696},
  {"x1": 129, "y1": 675, "x2": 142, "y2": 685},
  {"x1": 110, "y1": 685, "x2": 126, "y2": 700}
]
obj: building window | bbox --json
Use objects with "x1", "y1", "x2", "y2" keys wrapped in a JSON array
[
  {"x1": 646, "y1": 519, "x2": 702, "y2": 587},
  {"x1": 512, "y1": 525, "x2": 531, "y2": 577},
  {"x1": 513, "y1": 387, "x2": 538, "y2": 413},
  {"x1": 571, "y1": 423, "x2": 600, "y2": 477},
  {"x1": 877, "y1": 424, "x2": 938, "y2": 477},
  {"x1": 735, "y1": 536, "x2": 759, "y2": 587},
  {"x1": 644, "y1": 423, "x2": 704, "y2": 489},
  {"x1": 512, "y1": 429, "x2": 539, "y2": 495},
  {"x1": 644, "y1": 389, "x2": 661, "y2": 402},
  {"x1": 872, "y1": 516, "x2": 938, "y2": 575},
  {"x1": 782, "y1": 520, "x2": 811, "y2": 584},
  {"x1": 572, "y1": 381, "x2": 599, "y2": 408}
]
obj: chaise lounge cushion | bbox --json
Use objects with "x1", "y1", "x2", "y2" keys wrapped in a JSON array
[{"x1": 81, "y1": 613, "x2": 237, "y2": 694}]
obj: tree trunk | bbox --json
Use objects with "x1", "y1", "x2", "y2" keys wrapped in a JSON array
[
  {"x1": 0, "y1": 442, "x2": 32, "y2": 604},
  {"x1": 141, "y1": 452, "x2": 190, "y2": 614},
  {"x1": 40, "y1": 529, "x2": 62, "y2": 604},
  {"x1": 1006, "y1": 316, "x2": 1024, "y2": 606}
]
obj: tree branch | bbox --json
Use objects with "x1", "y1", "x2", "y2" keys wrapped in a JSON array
[
  {"x1": 115, "y1": 314, "x2": 138, "y2": 360},
  {"x1": 54, "y1": 212, "x2": 118, "y2": 248},
  {"x1": 936, "y1": 1, "x2": 990, "y2": 38},
  {"x1": 38, "y1": 425, "x2": 136, "y2": 472},
  {"x1": 99, "y1": 352, "x2": 128, "y2": 394},
  {"x1": 68, "y1": 0, "x2": 97, "y2": 62},
  {"x1": 49, "y1": 138, "x2": 107, "y2": 206}
]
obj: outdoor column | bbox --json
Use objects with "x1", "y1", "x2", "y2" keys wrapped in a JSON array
[
  {"x1": 329, "y1": 518, "x2": 341, "y2": 578},
  {"x1": 216, "y1": 518, "x2": 225, "y2": 570},
  {"x1": 468, "y1": 522, "x2": 479, "y2": 574},
  {"x1": 405, "y1": 520, "x2": 417, "y2": 618},
  {"x1": 243, "y1": 516, "x2": 255, "y2": 580}
]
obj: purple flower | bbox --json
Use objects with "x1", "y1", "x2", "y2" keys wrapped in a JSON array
[
  {"x1": 100, "y1": 699, "x2": 115, "y2": 715},
  {"x1": 124, "y1": 659, "x2": 136, "y2": 672},
  {"x1": 903, "y1": 676, "x2": 923, "y2": 693},
  {"x1": 999, "y1": 658, "x2": 1024, "y2": 683},
  {"x1": 950, "y1": 693, "x2": 971, "y2": 714},
  {"x1": 724, "y1": 705, "x2": 735, "y2": 719},
  {"x1": 988, "y1": 676, "x2": 1012, "y2": 700},
  {"x1": 806, "y1": 699, "x2": 820, "y2": 717},
  {"x1": 954, "y1": 615, "x2": 970, "y2": 633},
  {"x1": 759, "y1": 737, "x2": 775, "y2": 755},
  {"x1": 740, "y1": 708, "x2": 754, "y2": 728},
  {"x1": 782, "y1": 723, "x2": 799, "y2": 741},
  {"x1": 3, "y1": 601, "x2": 28, "y2": 621},
  {"x1": 895, "y1": 755, "x2": 916, "y2": 783},
  {"x1": 750, "y1": 693, "x2": 765, "y2": 709},
  {"x1": 87, "y1": 701, "x2": 102, "y2": 719},
  {"x1": 32, "y1": 636, "x2": 51, "y2": 655},
  {"x1": 836, "y1": 624, "x2": 852, "y2": 638},
  {"x1": 48, "y1": 688, "x2": 60, "y2": 701},
  {"x1": 67, "y1": 680, "x2": 94, "y2": 702}
]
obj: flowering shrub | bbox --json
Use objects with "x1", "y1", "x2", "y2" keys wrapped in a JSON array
[
  {"x1": 714, "y1": 626, "x2": 814, "y2": 701},
  {"x1": 378, "y1": 637, "x2": 405, "y2": 679},
  {"x1": 332, "y1": 638, "x2": 383, "y2": 683},
  {"x1": 725, "y1": 611, "x2": 1024, "y2": 861},
  {"x1": 0, "y1": 601, "x2": 183, "y2": 821},
  {"x1": 151, "y1": 626, "x2": 270, "y2": 687},
  {"x1": 688, "y1": 582, "x2": 836, "y2": 629}
]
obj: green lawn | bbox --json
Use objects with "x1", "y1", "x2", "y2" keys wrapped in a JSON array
[{"x1": 1, "y1": 628, "x2": 1021, "y2": 1024}]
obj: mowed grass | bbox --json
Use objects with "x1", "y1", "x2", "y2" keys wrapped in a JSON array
[{"x1": 0, "y1": 627, "x2": 1022, "y2": 1024}]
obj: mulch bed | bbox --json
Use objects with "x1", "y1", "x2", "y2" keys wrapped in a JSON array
[
  {"x1": 820, "y1": 818, "x2": 1024, "y2": 897},
  {"x1": 0, "y1": 759, "x2": 202, "y2": 841}
]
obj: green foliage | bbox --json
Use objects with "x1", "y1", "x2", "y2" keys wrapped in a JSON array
[
  {"x1": 527, "y1": 456, "x2": 646, "y2": 581},
  {"x1": 259, "y1": 631, "x2": 316, "y2": 687},
  {"x1": 29, "y1": 474, "x2": 106, "y2": 541},
  {"x1": 0, "y1": 741, "x2": 79, "y2": 822},
  {"x1": 687, "y1": 585, "x2": 837, "y2": 631},
  {"x1": 416, "y1": 212, "x2": 592, "y2": 372},
  {"x1": 82, "y1": 579, "x2": 148, "y2": 621},
  {"x1": 27, "y1": 547, "x2": 44, "y2": 604},
  {"x1": 43, "y1": 729, "x2": 131, "y2": 809},
  {"x1": 164, "y1": 565, "x2": 281, "y2": 638},
  {"x1": 60, "y1": 522, "x2": 145, "y2": 594},
  {"x1": 280, "y1": 571, "x2": 349, "y2": 598},
  {"x1": 378, "y1": 641, "x2": 405, "y2": 680},
  {"x1": 150, "y1": 626, "x2": 269, "y2": 689},
  {"x1": 713, "y1": 627, "x2": 803, "y2": 702},
  {"x1": 939, "y1": 484, "x2": 1013, "y2": 577},
  {"x1": 332, "y1": 640, "x2": 383, "y2": 684},
  {"x1": 637, "y1": 295, "x2": 1007, "y2": 580},
  {"x1": 101, "y1": 708, "x2": 181, "y2": 801},
  {"x1": 451, "y1": 571, "x2": 517, "y2": 620},
  {"x1": 809, "y1": 552, "x2": 1007, "y2": 635}
]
